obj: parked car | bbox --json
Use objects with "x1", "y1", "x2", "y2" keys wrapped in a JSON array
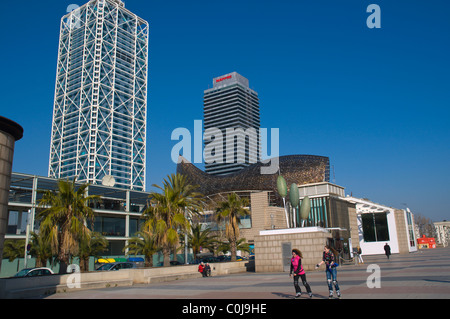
[
  {"x1": 215, "y1": 255, "x2": 245, "y2": 261},
  {"x1": 192, "y1": 256, "x2": 219, "y2": 264},
  {"x1": 96, "y1": 262, "x2": 137, "y2": 271},
  {"x1": 13, "y1": 267, "x2": 54, "y2": 278},
  {"x1": 215, "y1": 255, "x2": 229, "y2": 262}
]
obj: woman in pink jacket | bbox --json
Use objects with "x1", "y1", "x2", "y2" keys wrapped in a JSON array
[{"x1": 290, "y1": 249, "x2": 312, "y2": 298}]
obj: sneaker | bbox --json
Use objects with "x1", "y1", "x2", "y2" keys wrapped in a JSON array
[
  {"x1": 337, "y1": 291, "x2": 341, "y2": 299},
  {"x1": 295, "y1": 293, "x2": 302, "y2": 298},
  {"x1": 308, "y1": 292, "x2": 313, "y2": 299},
  {"x1": 329, "y1": 292, "x2": 333, "y2": 299}
]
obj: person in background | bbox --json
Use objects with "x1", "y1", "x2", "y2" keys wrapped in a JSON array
[
  {"x1": 204, "y1": 263, "x2": 211, "y2": 277},
  {"x1": 384, "y1": 243, "x2": 391, "y2": 259},
  {"x1": 357, "y1": 246, "x2": 364, "y2": 264},
  {"x1": 198, "y1": 262, "x2": 205, "y2": 277},
  {"x1": 290, "y1": 249, "x2": 313, "y2": 298},
  {"x1": 315, "y1": 245, "x2": 341, "y2": 299},
  {"x1": 353, "y1": 247, "x2": 359, "y2": 265}
]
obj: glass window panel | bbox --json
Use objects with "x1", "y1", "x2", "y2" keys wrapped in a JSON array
[
  {"x1": 361, "y1": 213, "x2": 389, "y2": 242},
  {"x1": 362, "y1": 213, "x2": 376, "y2": 242},
  {"x1": 93, "y1": 216, "x2": 125, "y2": 237},
  {"x1": 129, "y1": 218, "x2": 139, "y2": 236},
  {"x1": 375, "y1": 213, "x2": 390, "y2": 241}
]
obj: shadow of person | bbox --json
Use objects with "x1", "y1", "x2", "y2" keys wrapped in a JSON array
[{"x1": 271, "y1": 292, "x2": 328, "y2": 299}]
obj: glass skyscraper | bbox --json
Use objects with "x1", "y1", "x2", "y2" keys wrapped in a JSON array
[
  {"x1": 48, "y1": 0, "x2": 149, "y2": 191},
  {"x1": 203, "y1": 72, "x2": 260, "y2": 176}
]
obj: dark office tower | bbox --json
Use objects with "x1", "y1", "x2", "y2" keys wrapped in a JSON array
[
  {"x1": 203, "y1": 72, "x2": 260, "y2": 176},
  {"x1": 48, "y1": 0, "x2": 149, "y2": 191}
]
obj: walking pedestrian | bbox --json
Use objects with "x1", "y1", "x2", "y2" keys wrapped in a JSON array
[
  {"x1": 290, "y1": 249, "x2": 312, "y2": 298},
  {"x1": 315, "y1": 245, "x2": 341, "y2": 299},
  {"x1": 353, "y1": 247, "x2": 359, "y2": 265},
  {"x1": 384, "y1": 243, "x2": 391, "y2": 259},
  {"x1": 357, "y1": 246, "x2": 364, "y2": 264}
]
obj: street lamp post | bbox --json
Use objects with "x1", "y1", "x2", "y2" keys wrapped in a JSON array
[{"x1": 24, "y1": 210, "x2": 31, "y2": 268}]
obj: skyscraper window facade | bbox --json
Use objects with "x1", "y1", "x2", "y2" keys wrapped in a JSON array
[
  {"x1": 48, "y1": 0, "x2": 149, "y2": 191},
  {"x1": 203, "y1": 72, "x2": 261, "y2": 176}
]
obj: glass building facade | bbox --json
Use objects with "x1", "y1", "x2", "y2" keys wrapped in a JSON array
[
  {"x1": 48, "y1": 0, "x2": 149, "y2": 191},
  {"x1": 302, "y1": 197, "x2": 329, "y2": 228},
  {"x1": 6, "y1": 172, "x2": 148, "y2": 249},
  {"x1": 203, "y1": 72, "x2": 260, "y2": 176}
]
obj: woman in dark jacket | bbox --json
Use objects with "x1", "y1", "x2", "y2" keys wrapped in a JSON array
[
  {"x1": 290, "y1": 249, "x2": 312, "y2": 298},
  {"x1": 315, "y1": 245, "x2": 341, "y2": 299}
]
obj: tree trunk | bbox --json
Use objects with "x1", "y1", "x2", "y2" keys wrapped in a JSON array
[
  {"x1": 163, "y1": 246, "x2": 171, "y2": 267},
  {"x1": 57, "y1": 241, "x2": 70, "y2": 274},
  {"x1": 230, "y1": 239, "x2": 237, "y2": 262},
  {"x1": 145, "y1": 255, "x2": 153, "y2": 268},
  {"x1": 59, "y1": 260, "x2": 68, "y2": 274},
  {"x1": 171, "y1": 246, "x2": 178, "y2": 263},
  {"x1": 35, "y1": 257, "x2": 44, "y2": 268},
  {"x1": 80, "y1": 258, "x2": 89, "y2": 272}
]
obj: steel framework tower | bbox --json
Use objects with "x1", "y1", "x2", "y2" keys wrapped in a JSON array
[{"x1": 48, "y1": 0, "x2": 149, "y2": 191}]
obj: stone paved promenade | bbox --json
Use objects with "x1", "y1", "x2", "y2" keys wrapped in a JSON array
[{"x1": 46, "y1": 247, "x2": 450, "y2": 299}]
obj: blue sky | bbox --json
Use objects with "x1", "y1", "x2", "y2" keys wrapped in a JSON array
[{"x1": 0, "y1": 0, "x2": 449, "y2": 221}]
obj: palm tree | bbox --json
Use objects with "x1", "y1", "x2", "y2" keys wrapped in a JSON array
[
  {"x1": 159, "y1": 173, "x2": 204, "y2": 219},
  {"x1": 2, "y1": 239, "x2": 25, "y2": 271},
  {"x1": 37, "y1": 178, "x2": 99, "y2": 274},
  {"x1": 29, "y1": 232, "x2": 53, "y2": 268},
  {"x1": 188, "y1": 224, "x2": 218, "y2": 258},
  {"x1": 125, "y1": 231, "x2": 159, "y2": 268},
  {"x1": 217, "y1": 238, "x2": 251, "y2": 257},
  {"x1": 215, "y1": 193, "x2": 250, "y2": 262},
  {"x1": 143, "y1": 173, "x2": 203, "y2": 267},
  {"x1": 77, "y1": 232, "x2": 108, "y2": 272}
]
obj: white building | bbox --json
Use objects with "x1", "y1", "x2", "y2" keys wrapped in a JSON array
[
  {"x1": 434, "y1": 221, "x2": 450, "y2": 247},
  {"x1": 342, "y1": 197, "x2": 418, "y2": 256}
]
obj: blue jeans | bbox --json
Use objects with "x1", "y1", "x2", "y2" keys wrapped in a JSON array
[{"x1": 325, "y1": 267, "x2": 340, "y2": 292}]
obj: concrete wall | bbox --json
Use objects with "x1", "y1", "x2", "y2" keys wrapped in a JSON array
[
  {"x1": 348, "y1": 205, "x2": 359, "y2": 254},
  {"x1": 394, "y1": 209, "x2": 412, "y2": 254},
  {"x1": 0, "y1": 117, "x2": 23, "y2": 272},
  {"x1": 240, "y1": 192, "x2": 287, "y2": 244},
  {"x1": 0, "y1": 261, "x2": 249, "y2": 299},
  {"x1": 254, "y1": 227, "x2": 331, "y2": 273}
]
